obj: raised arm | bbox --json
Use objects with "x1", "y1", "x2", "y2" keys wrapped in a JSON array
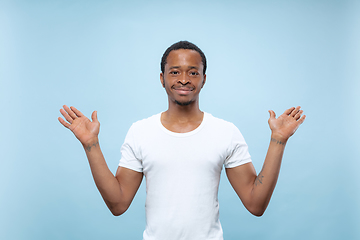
[
  {"x1": 226, "y1": 106, "x2": 305, "y2": 216},
  {"x1": 58, "y1": 105, "x2": 143, "y2": 216}
]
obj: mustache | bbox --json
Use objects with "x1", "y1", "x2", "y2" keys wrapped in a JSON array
[{"x1": 172, "y1": 85, "x2": 194, "y2": 90}]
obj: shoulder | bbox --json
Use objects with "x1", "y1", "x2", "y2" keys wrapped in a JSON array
[
  {"x1": 130, "y1": 113, "x2": 161, "y2": 130},
  {"x1": 126, "y1": 113, "x2": 161, "y2": 138},
  {"x1": 204, "y1": 112, "x2": 238, "y2": 130},
  {"x1": 123, "y1": 113, "x2": 161, "y2": 143},
  {"x1": 204, "y1": 112, "x2": 245, "y2": 140}
]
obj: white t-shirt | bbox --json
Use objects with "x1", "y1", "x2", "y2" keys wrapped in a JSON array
[{"x1": 119, "y1": 112, "x2": 252, "y2": 240}]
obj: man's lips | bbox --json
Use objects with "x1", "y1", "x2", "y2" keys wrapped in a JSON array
[{"x1": 172, "y1": 87, "x2": 194, "y2": 95}]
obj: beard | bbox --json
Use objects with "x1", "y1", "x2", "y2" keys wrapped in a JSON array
[
  {"x1": 163, "y1": 79, "x2": 194, "y2": 106},
  {"x1": 174, "y1": 99, "x2": 193, "y2": 106}
]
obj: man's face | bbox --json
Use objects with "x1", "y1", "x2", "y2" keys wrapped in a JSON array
[{"x1": 160, "y1": 49, "x2": 206, "y2": 106}]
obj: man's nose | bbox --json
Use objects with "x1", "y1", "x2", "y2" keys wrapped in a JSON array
[{"x1": 178, "y1": 73, "x2": 190, "y2": 84}]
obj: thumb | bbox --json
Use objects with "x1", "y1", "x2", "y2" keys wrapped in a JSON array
[
  {"x1": 268, "y1": 110, "x2": 276, "y2": 120},
  {"x1": 91, "y1": 111, "x2": 98, "y2": 122}
]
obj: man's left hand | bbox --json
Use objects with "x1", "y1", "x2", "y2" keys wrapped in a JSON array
[{"x1": 268, "y1": 106, "x2": 306, "y2": 141}]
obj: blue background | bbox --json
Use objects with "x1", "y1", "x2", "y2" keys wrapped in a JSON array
[{"x1": 1, "y1": 0, "x2": 359, "y2": 239}]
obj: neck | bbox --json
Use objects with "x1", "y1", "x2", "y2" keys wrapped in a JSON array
[
  {"x1": 165, "y1": 99, "x2": 202, "y2": 122},
  {"x1": 161, "y1": 99, "x2": 204, "y2": 133}
]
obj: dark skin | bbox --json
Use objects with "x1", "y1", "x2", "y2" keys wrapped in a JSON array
[
  {"x1": 59, "y1": 49, "x2": 305, "y2": 216},
  {"x1": 160, "y1": 49, "x2": 206, "y2": 133}
]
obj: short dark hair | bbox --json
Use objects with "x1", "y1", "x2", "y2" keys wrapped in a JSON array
[{"x1": 161, "y1": 41, "x2": 207, "y2": 75}]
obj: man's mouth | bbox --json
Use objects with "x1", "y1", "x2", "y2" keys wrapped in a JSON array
[{"x1": 172, "y1": 87, "x2": 194, "y2": 95}]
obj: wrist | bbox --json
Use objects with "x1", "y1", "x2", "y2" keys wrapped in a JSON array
[
  {"x1": 82, "y1": 137, "x2": 100, "y2": 152},
  {"x1": 270, "y1": 133, "x2": 288, "y2": 145}
]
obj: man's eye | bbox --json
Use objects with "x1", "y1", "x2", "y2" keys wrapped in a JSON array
[
  {"x1": 170, "y1": 71, "x2": 179, "y2": 75},
  {"x1": 189, "y1": 72, "x2": 199, "y2": 76}
]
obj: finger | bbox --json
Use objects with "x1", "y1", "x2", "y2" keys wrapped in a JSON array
[
  {"x1": 284, "y1": 107, "x2": 296, "y2": 115},
  {"x1": 290, "y1": 106, "x2": 301, "y2": 117},
  {"x1": 63, "y1": 105, "x2": 77, "y2": 119},
  {"x1": 298, "y1": 115, "x2": 306, "y2": 124},
  {"x1": 268, "y1": 110, "x2": 276, "y2": 119},
  {"x1": 70, "y1": 106, "x2": 84, "y2": 118},
  {"x1": 294, "y1": 110, "x2": 303, "y2": 120},
  {"x1": 60, "y1": 108, "x2": 74, "y2": 123},
  {"x1": 91, "y1": 111, "x2": 98, "y2": 122},
  {"x1": 58, "y1": 117, "x2": 71, "y2": 128}
]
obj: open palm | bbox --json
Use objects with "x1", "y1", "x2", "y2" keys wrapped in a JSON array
[
  {"x1": 58, "y1": 105, "x2": 100, "y2": 145},
  {"x1": 268, "y1": 106, "x2": 306, "y2": 140}
]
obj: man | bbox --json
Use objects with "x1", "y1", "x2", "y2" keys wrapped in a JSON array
[{"x1": 58, "y1": 41, "x2": 305, "y2": 240}]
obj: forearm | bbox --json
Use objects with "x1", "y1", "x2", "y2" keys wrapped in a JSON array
[
  {"x1": 228, "y1": 107, "x2": 305, "y2": 216},
  {"x1": 58, "y1": 106, "x2": 136, "y2": 215},
  {"x1": 82, "y1": 138, "x2": 125, "y2": 214},
  {"x1": 249, "y1": 134, "x2": 287, "y2": 215}
]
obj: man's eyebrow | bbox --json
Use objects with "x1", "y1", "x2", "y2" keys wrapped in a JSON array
[
  {"x1": 169, "y1": 66, "x2": 180, "y2": 70},
  {"x1": 168, "y1": 66, "x2": 199, "y2": 70},
  {"x1": 188, "y1": 66, "x2": 198, "y2": 70}
]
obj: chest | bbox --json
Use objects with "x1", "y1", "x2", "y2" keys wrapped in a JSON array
[{"x1": 138, "y1": 133, "x2": 230, "y2": 177}]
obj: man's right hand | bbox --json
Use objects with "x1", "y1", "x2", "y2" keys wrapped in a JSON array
[{"x1": 58, "y1": 105, "x2": 100, "y2": 146}]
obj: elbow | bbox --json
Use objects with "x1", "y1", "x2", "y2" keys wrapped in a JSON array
[
  {"x1": 111, "y1": 210, "x2": 124, "y2": 216},
  {"x1": 244, "y1": 198, "x2": 269, "y2": 217},
  {"x1": 110, "y1": 207, "x2": 127, "y2": 216},
  {"x1": 251, "y1": 209, "x2": 265, "y2": 217},
  {"x1": 247, "y1": 205, "x2": 267, "y2": 217},
  {"x1": 108, "y1": 203, "x2": 129, "y2": 216}
]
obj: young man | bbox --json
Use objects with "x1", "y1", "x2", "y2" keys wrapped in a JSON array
[{"x1": 59, "y1": 41, "x2": 305, "y2": 240}]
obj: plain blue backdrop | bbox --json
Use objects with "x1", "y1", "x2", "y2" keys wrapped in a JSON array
[{"x1": 1, "y1": 0, "x2": 359, "y2": 239}]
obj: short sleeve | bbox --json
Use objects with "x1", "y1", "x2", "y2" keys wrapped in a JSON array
[
  {"x1": 224, "y1": 124, "x2": 252, "y2": 168},
  {"x1": 119, "y1": 124, "x2": 143, "y2": 172}
]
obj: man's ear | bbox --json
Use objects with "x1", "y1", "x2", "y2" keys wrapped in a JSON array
[
  {"x1": 160, "y1": 73, "x2": 165, "y2": 88},
  {"x1": 201, "y1": 74, "x2": 206, "y2": 88}
]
